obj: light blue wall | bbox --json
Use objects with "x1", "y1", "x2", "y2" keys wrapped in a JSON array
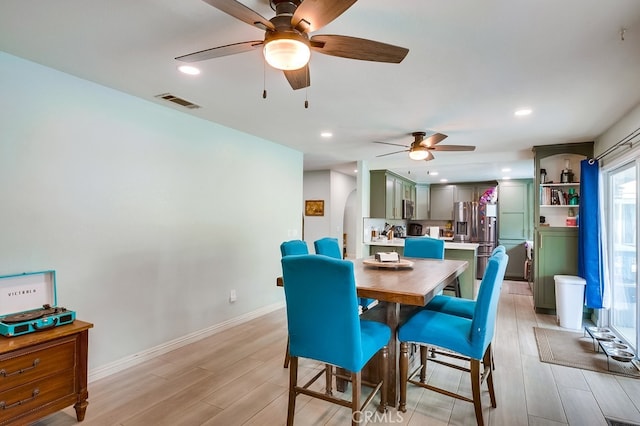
[{"x1": 0, "y1": 52, "x2": 303, "y2": 372}]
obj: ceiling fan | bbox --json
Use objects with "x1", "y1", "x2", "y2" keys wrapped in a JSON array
[
  {"x1": 374, "y1": 132, "x2": 476, "y2": 161},
  {"x1": 175, "y1": 0, "x2": 409, "y2": 90}
]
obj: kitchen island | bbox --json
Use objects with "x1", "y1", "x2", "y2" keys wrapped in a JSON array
[{"x1": 366, "y1": 238, "x2": 479, "y2": 300}]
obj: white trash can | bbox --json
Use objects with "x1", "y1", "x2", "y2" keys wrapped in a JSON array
[{"x1": 554, "y1": 275, "x2": 586, "y2": 330}]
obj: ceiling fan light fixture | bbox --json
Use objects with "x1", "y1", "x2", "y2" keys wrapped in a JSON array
[
  {"x1": 263, "y1": 35, "x2": 310, "y2": 71},
  {"x1": 409, "y1": 144, "x2": 429, "y2": 161}
]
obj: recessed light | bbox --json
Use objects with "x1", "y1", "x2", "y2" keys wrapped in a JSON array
[
  {"x1": 428, "y1": 171, "x2": 439, "y2": 176},
  {"x1": 178, "y1": 65, "x2": 200, "y2": 75},
  {"x1": 320, "y1": 132, "x2": 333, "y2": 138},
  {"x1": 501, "y1": 168, "x2": 511, "y2": 172},
  {"x1": 354, "y1": 169, "x2": 358, "y2": 173},
  {"x1": 502, "y1": 176, "x2": 511, "y2": 180},
  {"x1": 514, "y1": 108, "x2": 532, "y2": 116},
  {"x1": 440, "y1": 178, "x2": 448, "y2": 183}
]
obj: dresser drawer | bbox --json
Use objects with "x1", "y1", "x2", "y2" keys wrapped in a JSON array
[
  {"x1": 0, "y1": 336, "x2": 76, "y2": 394},
  {"x1": 0, "y1": 370, "x2": 75, "y2": 424}
]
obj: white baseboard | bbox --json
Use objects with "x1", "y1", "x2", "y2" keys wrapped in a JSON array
[{"x1": 88, "y1": 301, "x2": 285, "y2": 382}]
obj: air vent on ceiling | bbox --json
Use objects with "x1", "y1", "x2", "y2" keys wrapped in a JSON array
[{"x1": 155, "y1": 93, "x2": 201, "y2": 109}]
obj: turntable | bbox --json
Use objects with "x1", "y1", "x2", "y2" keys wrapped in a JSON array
[{"x1": 0, "y1": 270, "x2": 76, "y2": 337}]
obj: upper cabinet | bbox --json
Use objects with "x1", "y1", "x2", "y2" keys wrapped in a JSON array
[
  {"x1": 429, "y1": 185, "x2": 455, "y2": 220},
  {"x1": 415, "y1": 184, "x2": 430, "y2": 220},
  {"x1": 429, "y1": 182, "x2": 498, "y2": 220},
  {"x1": 370, "y1": 170, "x2": 415, "y2": 219}
]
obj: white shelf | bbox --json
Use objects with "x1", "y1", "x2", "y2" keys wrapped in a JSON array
[
  {"x1": 540, "y1": 182, "x2": 580, "y2": 187},
  {"x1": 540, "y1": 204, "x2": 579, "y2": 208}
]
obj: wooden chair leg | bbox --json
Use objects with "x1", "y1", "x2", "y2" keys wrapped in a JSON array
[
  {"x1": 287, "y1": 356, "x2": 298, "y2": 426},
  {"x1": 399, "y1": 342, "x2": 409, "y2": 413},
  {"x1": 351, "y1": 371, "x2": 361, "y2": 426},
  {"x1": 283, "y1": 337, "x2": 290, "y2": 368},
  {"x1": 325, "y1": 364, "x2": 333, "y2": 396},
  {"x1": 484, "y1": 344, "x2": 497, "y2": 408},
  {"x1": 470, "y1": 359, "x2": 484, "y2": 426},
  {"x1": 419, "y1": 345, "x2": 429, "y2": 382},
  {"x1": 379, "y1": 346, "x2": 389, "y2": 412}
]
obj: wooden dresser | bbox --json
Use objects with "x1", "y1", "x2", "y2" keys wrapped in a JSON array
[{"x1": 0, "y1": 320, "x2": 93, "y2": 425}]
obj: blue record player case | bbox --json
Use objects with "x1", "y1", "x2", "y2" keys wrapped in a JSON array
[{"x1": 0, "y1": 270, "x2": 76, "y2": 337}]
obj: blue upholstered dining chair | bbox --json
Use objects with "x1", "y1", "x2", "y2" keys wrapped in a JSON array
[
  {"x1": 403, "y1": 236, "x2": 445, "y2": 259},
  {"x1": 313, "y1": 237, "x2": 342, "y2": 259},
  {"x1": 397, "y1": 251, "x2": 508, "y2": 426},
  {"x1": 281, "y1": 255, "x2": 391, "y2": 426},
  {"x1": 314, "y1": 237, "x2": 376, "y2": 311},
  {"x1": 280, "y1": 239, "x2": 309, "y2": 369},
  {"x1": 423, "y1": 245, "x2": 507, "y2": 318},
  {"x1": 403, "y1": 237, "x2": 461, "y2": 297},
  {"x1": 280, "y1": 239, "x2": 309, "y2": 257}
]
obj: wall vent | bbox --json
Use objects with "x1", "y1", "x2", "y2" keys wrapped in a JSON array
[{"x1": 155, "y1": 93, "x2": 201, "y2": 109}]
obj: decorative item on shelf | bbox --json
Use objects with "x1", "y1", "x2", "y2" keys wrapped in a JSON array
[
  {"x1": 540, "y1": 168, "x2": 547, "y2": 184},
  {"x1": 568, "y1": 188, "x2": 579, "y2": 205},
  {"x1": 560, "y1": 159, "x2": 574, "y2": 183},
  {"x1": 566, "y1": 207, "x2": 577, "y2": 226}
]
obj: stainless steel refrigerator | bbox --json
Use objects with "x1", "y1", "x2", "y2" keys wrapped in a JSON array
[{"x1": 476, "y1": 204, "x2": 497, "y2": 279}]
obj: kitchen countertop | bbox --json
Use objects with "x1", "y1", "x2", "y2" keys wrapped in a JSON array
[{"x1": 366, "y1": 238, "x2": 479, "y2": 251}]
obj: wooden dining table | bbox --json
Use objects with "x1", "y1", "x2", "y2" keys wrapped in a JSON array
[{"x1": 277, "y1": 256, "x2": 469, "y2": 406}]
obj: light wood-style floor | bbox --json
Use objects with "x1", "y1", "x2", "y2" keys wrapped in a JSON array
[{"x1": 35, "y1": 280, "x2": 640, "y2": 426}]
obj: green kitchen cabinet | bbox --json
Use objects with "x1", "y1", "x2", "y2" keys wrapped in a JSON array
[
  {"x1": 430, "y1": 182, "x2": 498, "y2": 220},
  {"x1": 370, "y1": 170, "x2": 415, "y2": 219},
  {"x1": 415, "y1": 184, "x2": 430, "y2": 219},
  {"x1": 534, "y1": 227, "x2": 579, "y2": 313},
  {"x1": 429, "y1": 185, "x2": 455, "y2": 220},
  {"x1": 532, "y1": 142, "x2": 593, "y2": 313},
  {"x1": 498, "y1": 179, "x2": 534, "y2": 279},
  {"x1": 455, "y1": 185, "x2": 475, "y2": 203}
]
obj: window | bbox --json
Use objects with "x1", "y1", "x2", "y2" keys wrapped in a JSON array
[{"x1": 608, "y1": 163, "x2": 637, "y2": 350}]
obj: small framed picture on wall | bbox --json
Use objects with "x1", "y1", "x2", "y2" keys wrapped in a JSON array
[{"x1": 305, "y1": 200, "x2": 324, "y2": 216}]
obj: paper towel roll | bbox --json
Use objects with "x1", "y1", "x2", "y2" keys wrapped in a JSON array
[{"x1": 429, "y1": 226, "x2": 440, "y2": 238}]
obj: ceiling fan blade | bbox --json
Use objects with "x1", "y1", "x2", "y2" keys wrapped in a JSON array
[
  {"x1": 376, "y1": 149, "x2": 408, "y2": 158},
  {"x1": 423, "y1": 151, "x2": 435, "y2": 161},
  {"x1": 421, "y1": 132, "x2": 448, "y2": 147},
  {"x1": 310, "y1": 35, "x2": 409, "y2": 63},
  {"x1": 284, "y1": 65, "x2": 310, "y2": 90},
  {"x1": 372, "y1": 141, "x2": 410, "y2": 148},
  {"x1": 292, "y1": 0, "x2": 357, "y2": 33},
  {"x1": 176, "y1": 40, "x2": 263, "y2": 62},
  {"x1": 202, "y1": 0, "x2": 275, "y2": 31},
  {"x1": 431, "y1": 145, "x2": 476, "y2": 152}
]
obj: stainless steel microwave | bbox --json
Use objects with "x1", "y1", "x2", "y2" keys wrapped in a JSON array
[{"x1": 402, "y1": 199, "x2": 415, "y2": 219}]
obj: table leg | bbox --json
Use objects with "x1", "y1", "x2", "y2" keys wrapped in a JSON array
[{"x1": 385, "y1": 302, "x2": 400, "y2": 407}]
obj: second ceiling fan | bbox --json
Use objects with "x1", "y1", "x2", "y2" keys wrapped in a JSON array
[
  {"x1": 176, "y1": 0, "x2": 409, "y2": 90},
  {"x1": 374, "y1": 132, "x2": 476, "y2": 161}
]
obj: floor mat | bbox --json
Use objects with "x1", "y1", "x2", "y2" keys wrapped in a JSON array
[{"x1": 533, "y1": 326, "x2": 640, "y2": 378}]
